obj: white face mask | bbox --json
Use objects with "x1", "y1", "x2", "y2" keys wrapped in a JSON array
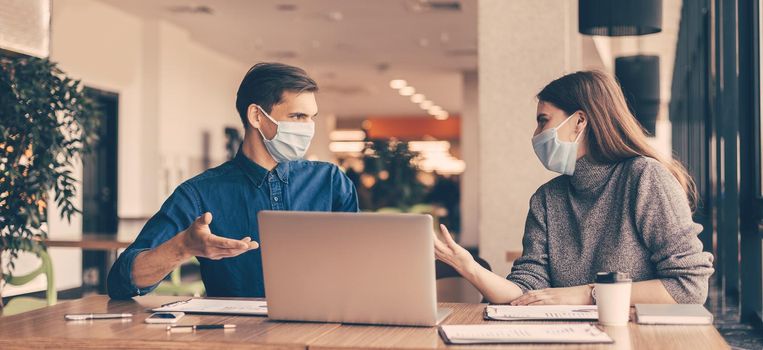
[
  {"x1": 256, "y1": 105, "x2": 315, "y2": 163},
  {"x1": 531, "y1": 113, "x2": 584, "y2": 176}
]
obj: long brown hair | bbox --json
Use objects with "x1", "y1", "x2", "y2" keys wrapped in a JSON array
[{"x1": 537, "y1": 70, "x2": 698, "y2": 211}]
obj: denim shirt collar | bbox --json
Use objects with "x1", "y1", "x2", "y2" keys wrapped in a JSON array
[
  {"x1": 233, "y1": 149, "x2": 289, "y2": 187},
  {"x1": 273, "y1": 162, "x2": 290, "y2": 183}
]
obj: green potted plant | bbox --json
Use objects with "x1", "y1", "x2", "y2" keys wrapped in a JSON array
[
  {"x1": 0, "y1": 54, "x2": 99, "y2": 308},
  {"x1": 359, "y1": 139, "x2": 427, "y2": 210}
]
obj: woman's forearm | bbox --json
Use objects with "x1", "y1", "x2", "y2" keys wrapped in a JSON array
[
  {"x1": 460, "y1": 261, "x2": 525, "y2": 304},
  {"x1": 454, "y1": 272, "x2": 676, "y2": 305},
  {"x1": 630, "y1": 279, "x2": 677, "y2": 304}
]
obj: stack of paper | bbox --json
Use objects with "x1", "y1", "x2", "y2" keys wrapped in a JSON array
[
  {"x1": 152, "y1": 298, "x2": 268, "y2": 316},
  {"x1": 635, "y1": 304, "x2": 713, "y2": 325},
  {"x1": 439, "y1": 324, "x2": 613, "y2": 344},
  {"x1": 485, "y1": 305, "x2": 598, "y2": 321}
]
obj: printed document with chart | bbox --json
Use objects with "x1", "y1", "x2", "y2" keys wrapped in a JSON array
[
  {"x1": 439, "y1": 324, "x2": 613, "y2": 344},
  {"x1": 485, "y1": 305, "x2": 599, "y2": 321},
  {"x1": 152, "y1": 298, "x2": 268, "y2": 316}
]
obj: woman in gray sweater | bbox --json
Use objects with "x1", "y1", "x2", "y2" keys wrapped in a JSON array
[{"x1": 435, "y1": 71, "x2": 714, "y2": 305}]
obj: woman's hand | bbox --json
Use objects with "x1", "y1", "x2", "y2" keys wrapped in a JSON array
[
  {"x1": 433, "y1": 224, "x2": 477, "y2": 277},
  {"x1": 509, "y1": 285, "x2": 593, "y2": 305}
]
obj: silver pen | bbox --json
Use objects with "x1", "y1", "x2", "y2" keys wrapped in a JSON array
[{"x1": 64, "y1": 313, "x2": 133, "y2": 320}]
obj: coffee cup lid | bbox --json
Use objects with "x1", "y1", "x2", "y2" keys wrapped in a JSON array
[{"x1": 595, "y1": 272, "x2": 632, "y2": 283}]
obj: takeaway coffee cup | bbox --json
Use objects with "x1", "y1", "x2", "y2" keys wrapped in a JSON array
[{"x1": 594, "y1": 272, "x2": 632, "y2": 326}]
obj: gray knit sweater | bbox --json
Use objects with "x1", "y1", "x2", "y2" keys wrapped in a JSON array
[{"x1": 506, "y1": 156, "x2": 714, "y2": 304}]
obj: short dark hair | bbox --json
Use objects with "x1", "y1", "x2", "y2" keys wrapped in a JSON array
[{"x1": 235, "y1": 62, "x2": 318, "y2": 128}]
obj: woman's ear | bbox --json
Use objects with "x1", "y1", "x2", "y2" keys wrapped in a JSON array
[
  {"x1": 246, "y1": 104, "x2": 262, "y2": 130},
  {"x1": 575, "y1": 111, "x2": 588, "y2": 133}
]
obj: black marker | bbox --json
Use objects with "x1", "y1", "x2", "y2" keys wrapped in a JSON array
[{"x1": 166, "y1": 324, "x2": 236, "y2": 332}]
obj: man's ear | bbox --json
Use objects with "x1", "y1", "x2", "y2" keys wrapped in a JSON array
[{"x1": 246, "y1": 104, "x2": 262, "y2": 130}]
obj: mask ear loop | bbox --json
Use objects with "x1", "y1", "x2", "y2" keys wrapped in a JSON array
[
  {"x1": 557, "y1": 112, "x2": 585, "y2": 143},
  {"x1": 256, "y1": 105, "x2": 280, "y2": 126},
  {"x1": 559, "y1": 112, "x2": 585, "y2": 143},
  {"x1": 573, "y1": 124, "x2": 585, "y2": 143},
  {"x1": 256, "y1": 105, "x2": 280, "y2": 141}
]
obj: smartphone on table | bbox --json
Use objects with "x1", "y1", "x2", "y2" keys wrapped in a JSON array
[{"x1": 144, "y1": 312, "x2": 185, "y2": 324}]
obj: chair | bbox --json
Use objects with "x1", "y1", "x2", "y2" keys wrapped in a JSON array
[
  {"x1": 408, "y1": 203, "x2": 441, "y2": 230},
  {"x1": 2, "y1": 249, "x2": 57, "y2": 316},
  {"x1": 408, "y1": 203, "x2": 436, "y2": 214},
  {"x1": 436, "y1": 255, "x2": 492, "y2": 303},
  {"x1": 153, "y1": 257, "x2": 205, "y2": 297},
  {"x1": 378, "y1": 204, "x2": 442, "y2": 231},
  {"x1": 375, "y1": 207, "x2": 403, "y2": 213}
]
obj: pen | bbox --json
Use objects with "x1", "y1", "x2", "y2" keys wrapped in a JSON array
[
  {"x1": 167, "y1": 324, "x2": 236, "y2": 331},
  {"x1": 65, "y1": 313, "x2": 133, "y2": 321}
]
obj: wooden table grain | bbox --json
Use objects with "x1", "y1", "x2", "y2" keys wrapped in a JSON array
[
  {"x1": 44, "y1": 233, "x2": 132, "y2": 250},
  {"x1": 43, "y1": 233, "x2": 135, "y2": 293},
  {"x1": 0, "y1": 296, "x2": 730, "y2": 350},
  {"x1": 0, "y1": 295, "x2": 338, "y2": 350},
  {"x1": 308, "y1": 303, "x2": 730, "y2": 350}
]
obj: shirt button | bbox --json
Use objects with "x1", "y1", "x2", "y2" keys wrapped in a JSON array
[{"x1": 274, "y1": 197, "x2": 279, "y2": 201}]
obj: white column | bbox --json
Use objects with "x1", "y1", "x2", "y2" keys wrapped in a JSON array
[
  {"x1": 478, "y1": 0, "x2": 581, "y2": 276},
  {"x1": 141, "y1": 19, "x2": 162, "y2": 212},
  {"x1": 460, "y1": 71, "x2": 479, "y2": 247}
]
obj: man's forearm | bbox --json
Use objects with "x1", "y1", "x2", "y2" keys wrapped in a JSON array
[{"x1": 131, "y1": 231, "x2": 190, "y2": 288}]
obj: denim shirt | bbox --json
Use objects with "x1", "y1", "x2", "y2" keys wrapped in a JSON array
[{"x1": 107, "y1": 150, "x2": 359, "y2": 299}]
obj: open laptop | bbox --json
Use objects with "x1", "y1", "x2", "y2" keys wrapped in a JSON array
[{"x1": 258, "y1": 210, "x2": 452, "y2": 327}]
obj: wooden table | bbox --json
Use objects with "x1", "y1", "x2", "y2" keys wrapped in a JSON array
[
  {"x1": 0, "y1": 295, "x2": 730, "y2": 350},
  {"x1": 44, "y1": 233, "x2": 132, "y2": 251},
  {"x1": 506, "y1": 251, "x2": 522, "y2": 263},
  {"x1": 44, "y1": 233, "x2": 132, "y2": 270},
  {"x1": 44, "y1": 233, "x2": 134, "y2": 292}
]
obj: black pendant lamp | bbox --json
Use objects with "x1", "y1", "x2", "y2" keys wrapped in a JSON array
[
  {"x1": 615, "y1": 55, "x2": 660, "y2": 135},
  {"x1": 579, "y1": 0, "x2": 662, "y2": 36}
]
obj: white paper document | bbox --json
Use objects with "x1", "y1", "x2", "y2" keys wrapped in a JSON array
[
  {"x1": 152, "y1": 298, "x2": 268, "y2": 316},
  {"x1": 485, "y1": 305, "x2": 598, "y2": 320},
  {"x1": 439, "y1": 324, "x2": 613, "y2": 344}
]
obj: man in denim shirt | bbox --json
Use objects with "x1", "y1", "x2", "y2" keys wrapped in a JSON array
[{"x1": 107, "y1": 63, "x2": 359, "y2": 299}]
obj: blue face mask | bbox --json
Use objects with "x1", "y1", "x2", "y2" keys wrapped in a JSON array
[{"x1": 531, "y1": 113, "x2": 584, "y2": 176}]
